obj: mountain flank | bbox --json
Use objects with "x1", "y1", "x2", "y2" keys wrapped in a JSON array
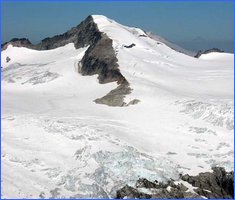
[{"x1": 2, "y1": 15, "x2": 132, "y2": 107}]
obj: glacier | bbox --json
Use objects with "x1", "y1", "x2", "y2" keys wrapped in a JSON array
[{"x1": 1, "y1": 15, "x2": 234, "y2": 198}]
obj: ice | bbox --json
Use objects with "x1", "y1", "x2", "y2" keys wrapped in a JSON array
[{"x1": 1, "y1": 15, "x2": 233, "y2": 198}]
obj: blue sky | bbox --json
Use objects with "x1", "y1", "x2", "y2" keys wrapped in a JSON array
[{"x1": 1, "y1": 1, "x2": 234, "y2": 52}]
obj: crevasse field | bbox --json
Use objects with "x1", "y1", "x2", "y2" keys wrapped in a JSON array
[{"x1": 1, "y1": 15, "x2": 234, "y2": 198}]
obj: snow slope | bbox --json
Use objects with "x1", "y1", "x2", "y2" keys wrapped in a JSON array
[{"x1": 1, "y1": 15, "x2": 234, "y2": 198}]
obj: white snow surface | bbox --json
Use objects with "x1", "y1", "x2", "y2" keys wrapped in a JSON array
[{"x1": 1, "y1": 15, "x2": 234, "y2": 198}]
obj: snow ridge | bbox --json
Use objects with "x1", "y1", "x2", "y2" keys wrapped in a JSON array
[{"x1": 1, "y1": 15, "x2": 234, "y2": 198}]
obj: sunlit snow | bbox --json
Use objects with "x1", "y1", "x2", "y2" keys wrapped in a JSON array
[{"x1": 1, "y1": 15, "x2": 233, "y2": 198}]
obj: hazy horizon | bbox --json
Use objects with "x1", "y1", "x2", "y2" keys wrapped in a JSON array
[{"x1": 1, "y1": 1, "x2": 234, "y2": 53}]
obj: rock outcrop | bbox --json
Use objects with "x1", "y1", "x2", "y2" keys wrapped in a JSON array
[
  {"x1": 1, "y1": 16, "x2": 102, "y2": 51},
  {"x1": 181, "y1": 167, "x2": 234, "y2": 198},
  {"x1": 117, "y1": 185, "x2": 152, "y2": 199},
  {"x1": 1, "y1": 38, "x2": 33, "y2": 50},
  {"x1": 34, "y1": 15, "x2": 102, "y2": 51},
  {"x1": 2, "y1": 16, "x2": 125, "y2": 84},
  {"x1": 116, "y1": 167, "x2": 234, "y2": 199},
  {"x1": 94, "y1": 83, "x2": 131, "y2": 107},
  {"x1": 124, "y1": 43, "x2": 136, "y2": 48},
  {"x1": 195, "y1": 48, "x2": 224, "y2": 58},
  {"x1": 2, "y1": 15, "x2": 134, "y2": 107},
  {"x1": 80, "y1": 29, "x2": 127, "y2": 85},
  {"x1": 6, "y1": 56, "x2": 11, "y2": 63}
]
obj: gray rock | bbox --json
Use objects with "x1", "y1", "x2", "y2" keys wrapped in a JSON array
[
  {"x1": 2, "y1": 16, "x2": 126, "y2": 86},
  {"x1": 2, "y1": 15, "x2": 132, "y2": 107},
  {"x1": 127, "y1": 99, "x2": 140, "y2": 106},
  {"x1": 49, "y1": 188, "x2": 61, "y2": 198},
  {"x1": 6, "y1": 56, "x2": 11, "y2": 63},
  {"x1": 195, "y1": 48, "x2": 224, "y2": 58},
  {"x1": 136, "y1": 178, "x2": 158, "y2": 188},
  {"x1": 124, "y1": 43, "x2": 136, "y2": 48},
  {"x1": 116, "y1": 185, "x2": 151, "y2": 199},
  {"x1": 1, "y1": 38, "x2": 33, "y2": 50},
  {"x1": 181, "y1": 167, "x2": 234, "y2": 198},
  {"x1": 80, "y1": 31, "x2": 127, "y2": 85},
  {"x1": 94, "y1": 83, "x2": 131, "y2": 107},
  {"x1": 39, "y1": 191, "x2": 45, "y2": 199},
  {"x1": 34, "y1": 15, "x2": 101, "y2": 51},
  {"x1": 2, "y1": 16, "x2": 102, "y2": 52},
  {"x1": 116, "y1": 167, "x2": 234, "y2": 199}
]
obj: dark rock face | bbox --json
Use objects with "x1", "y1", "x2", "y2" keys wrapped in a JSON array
[
  {"x1": 1, "y1": 16, "x2": 99, "y2": 51},
  {"x1": 203, "y1": 48, "x2": 224, "y2": 54},
  {"x1": 2, "y1": 15, "x2": 127, "y2": 86},
  {"x1": 116, "y1": 167, "x2": 234, "y2": 199},
  {"x1": 80, "y1": 32, "x2": 127, "y2": 85},
  {"x1": 2, "y1": 15, "x2": 138, "y2": 107},
  {"x1": 195, "y1": 48, "x2": 224, "y2": 58},
  {"x1": 6, "y1": 56, "x2": 11, "y2": 63},
  {"x1": 116, "y1": 185, "x2": 151, "y2": 199},
  {"x1": 1, "y1": 38, "x2": 33, "y2": 50},
  {"x1": 116, "y1": 180, "x2": 200, "y2": 199},
  {"x1": 182, "y1": 167, "x2": 234, "y2": 198},
  {"x1": 124, "y1": 43, "x2": 136, "y2": 48},
  {"x1": 136, "y1": 178, "x2": 158, "y2": 188},
  {"x1": 94, "y1": 83, "x2": 131, "y2": 107},
  {"x1": 94, "y1": 83, "x2": 140, "y2": 107},
  {"x1": 34, "y1": 15, "x2": 101, "y2": 50},
  {"x1": 34, "y1": 15, "x2": 126, "y2": 86},
  {"x1": 139, "y1": 34, "x2": 147, "y2": 37}
]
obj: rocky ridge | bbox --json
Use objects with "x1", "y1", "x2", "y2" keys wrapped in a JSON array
[
  {"x1": 194, "y1": 48, "x2": 224, "y2": 58},
  {"x1": 2, "y1": 15, "x2": 133, "y2": 107},
  {"x1": 1, "y1": 38, "x2": 33, "y2": 50},
  {"x1": 116, "y1": 167, "x2": 234, "y2": 199}
]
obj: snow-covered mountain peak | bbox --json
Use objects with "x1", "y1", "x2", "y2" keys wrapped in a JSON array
[
  {"x1": 91, "y1": 14, "x2": 109, "y2": 21},
  {"x1": 92, "y1": 14, "x2": 157, "y2": 48},
  {"x1": 1, "y1": 15, "x2": 234, "y2": 198}
]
